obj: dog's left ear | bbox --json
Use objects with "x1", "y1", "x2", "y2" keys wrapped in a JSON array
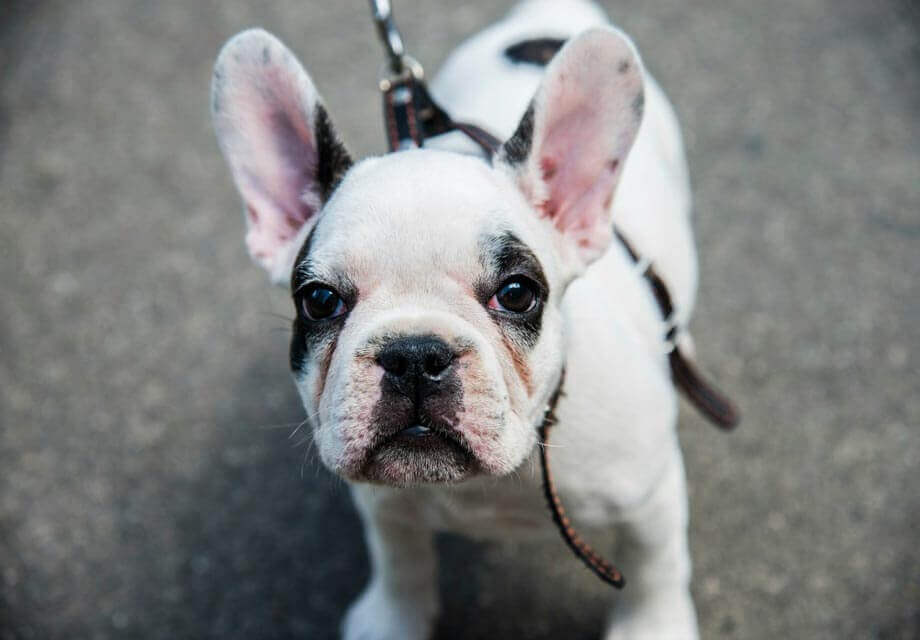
[
  {"x1": 496, "y1": 27, "x2": 645, "y2": 268},
  {"x1": 211, "y1": 29, "x2": 352, "y2": 284}
]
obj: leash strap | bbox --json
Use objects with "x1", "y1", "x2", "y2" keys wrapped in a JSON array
[
  {"x1": 382, "y1": 76, "x2": 424, "y2": 151},
  {"x1": 538, "y1": 373, "x2": 626, "y2": 588},
  {"x1": 370, "y1": 0, "x2": 500, "y2": 155},
  {"x1": 381, "y1": 73, "x2": 501, "y2": 156},
  {"x1": 613, "y1": 229, "x2": 740, "y2": 429}
]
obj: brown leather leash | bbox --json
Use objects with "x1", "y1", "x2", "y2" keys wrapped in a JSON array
[
  {"x1": 368, "y1": 1, "x2": 739, "y2": 589},
  {"x1": 537, "y1": 370, "x2": 627, "y2": 588}
]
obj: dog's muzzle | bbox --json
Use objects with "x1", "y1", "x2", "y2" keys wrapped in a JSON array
[{"x1": 359, "y1": 334, "x2": 477, "y2": 485}]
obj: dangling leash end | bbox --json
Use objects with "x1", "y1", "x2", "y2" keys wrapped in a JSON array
[{"x1": 670, "y1": 349, "x2": 741, "y2": 430}]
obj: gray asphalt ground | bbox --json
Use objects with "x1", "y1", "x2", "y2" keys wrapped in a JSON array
[{"x1": 1, "y1": 1, "x2": 918, "y2": 638}]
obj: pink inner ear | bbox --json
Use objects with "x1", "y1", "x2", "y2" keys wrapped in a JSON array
[
  {"x1": 217, "y1": 57, "x2": 324, "y2": 273},
  {"x1": 234, "y1": 67, "x2": 321, "y2": 249},
  {"x1": 537, "y1": 106, "x2": 621, "y2": 253}
]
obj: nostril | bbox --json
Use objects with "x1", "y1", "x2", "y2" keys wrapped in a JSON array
[
  {"x1": 378, "y1": 352, "x2": 408, "y2": 376},
  {"x1": 423, "y1": 352, "x2": 452, "y2": 378}
]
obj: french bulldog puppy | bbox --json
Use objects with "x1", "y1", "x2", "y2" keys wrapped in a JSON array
[{"x1": 212, "y1": 0, "x2": 702, "y2": 637}]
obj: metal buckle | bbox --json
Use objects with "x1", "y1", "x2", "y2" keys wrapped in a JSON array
[{"x1": 377, "y1": 55, "x2": 424, "y2": 93}]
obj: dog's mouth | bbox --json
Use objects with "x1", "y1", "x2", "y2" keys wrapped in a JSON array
[{"x1": 359, "y1": 422, "x2": 478, "y2": 486}]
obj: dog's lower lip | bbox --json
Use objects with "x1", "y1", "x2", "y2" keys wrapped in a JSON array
[
  {"x1": 399, "y1": 425, "x2": 432, "y2": 438},
  {"x1": 361, "y1": 423, "x2": 477, "y2": 485}
]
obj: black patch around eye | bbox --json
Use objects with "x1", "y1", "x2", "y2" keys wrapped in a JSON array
[
  {"x1": 487, "y1": 232, "x2": 549, "y2": 297},
  {"x1": 290, "y1": 279, "x2": 352, "y2": 373},
  {"x1": 289, "y1": 311, "x2": 344, "y2": 374},
  {"x1": 288, "y1": 223, "x2": 354, "y2": 373},
  {"x1": 478, "y1": 231, "x2": 549, "y2": 349},
  {"x1": 495, "y1": 298, "x2": 543, "y2": 349},
  {"x1": 291, "y1": 223, "x2": 319, "y2": 296}
]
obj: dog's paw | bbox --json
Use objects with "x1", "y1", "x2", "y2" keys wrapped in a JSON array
[
  {"x1": 605, "y1": 587, "x2": 699, "y2": 640},
  {"x1": 342, "y1": 582, "x2": 437, "y2": 640}
]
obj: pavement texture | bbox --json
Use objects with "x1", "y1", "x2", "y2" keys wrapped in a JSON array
[{"x1": 1, "y1": 1, "x2": 918, "y2": 638}]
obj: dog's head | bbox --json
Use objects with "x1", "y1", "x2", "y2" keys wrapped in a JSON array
[{"x1": 211, "y1": 27, "x2": 644, "y2": 485}]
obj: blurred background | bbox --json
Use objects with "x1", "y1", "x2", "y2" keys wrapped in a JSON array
[{"x1": 1, "y1": 1, "x2": 917, "y2": 638}]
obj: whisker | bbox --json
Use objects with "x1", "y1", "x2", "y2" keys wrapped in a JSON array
[
  {"x1": 292, "y1": 426, "x2": 323, "y2": 478},
  {"x1": 288, "y1": 417, "x2": 311, "y2": 440},
  {"x1": 257, "y1": 311, "x2": 295, "y2": 323},
  {"x1": 300, "y1": 437, "x2": 321, "y2": 478},
  {"x1": 294, "y1": 431, "x2": 316, "y2": 449},
  {"x1": 254, "y1": 419, "x2": 308, "y2": 431},
  {"x1": 292, "y1": 432, "x2": 315, "y2": 449}
]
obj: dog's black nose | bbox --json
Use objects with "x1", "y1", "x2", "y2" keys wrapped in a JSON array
[{"x1": 377, "y1": 336, "x2": 455, "y2": 395}]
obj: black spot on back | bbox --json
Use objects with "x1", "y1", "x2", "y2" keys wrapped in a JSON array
[{"x1": 504, "y1": 37, "x2": 567, "y2": 66}]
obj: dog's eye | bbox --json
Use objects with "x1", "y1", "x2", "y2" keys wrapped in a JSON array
[
  {"x1": 489, "y1": 276, "x2": 539, "y2": 313},
  {"x1": 301, "y1": 284, "x2": 346, "y2": 321}
]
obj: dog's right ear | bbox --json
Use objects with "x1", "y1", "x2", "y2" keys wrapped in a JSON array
[
  {"x1": 211, "y1": 29, "x2": 352, "y2": 284},
  {"x1": 495, "y1": 27, "x2": 644, "y2": 271}
]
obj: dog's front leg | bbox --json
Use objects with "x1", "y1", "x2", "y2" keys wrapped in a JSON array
[
  {"x1": 343, "y1": 486, "x2": 439, "y2": 640},
  {"x1": 605, "y1": 451, "x2": 699, "y2": 640}
]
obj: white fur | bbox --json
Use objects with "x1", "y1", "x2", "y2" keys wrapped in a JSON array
[{"x1": 212, "y1": 1, "x2": 703, "y2": 637}]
